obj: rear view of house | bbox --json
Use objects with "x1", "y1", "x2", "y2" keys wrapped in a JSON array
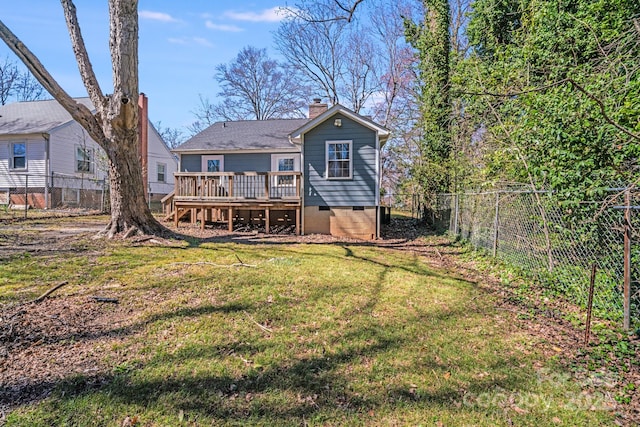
[{"x1": 169, "y1": 100, "x2": 389, "y2": 239}]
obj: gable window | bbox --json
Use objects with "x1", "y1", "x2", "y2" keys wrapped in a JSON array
[
  {"x1": 326, "y1": 140, "x2": 352, "y2": 179},
  {"x1": 75, "y1": 146, "x2": 94, "y2": 173},
  {"x1": 157, "y1": 163, "x2": 166, "y2": 183},
  {"x1": 11, "y1": 142, "x2": 26, "y2": 170},
  {"x1": 202, "y1": 155, "x2": 224, "y2": 172}
]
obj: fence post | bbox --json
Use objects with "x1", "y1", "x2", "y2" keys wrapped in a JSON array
[
  {"x1": 492, "y1": 192, "x2": 500, "y2": 257},
  {"x1": 24, "y1": 174, "x2": 28, "y2": 219},
  {"x1": 623, "y1": 189, "x2": 631, "y2": 331},
  {"x1": 453, "y1": 193, "x2": 460, "y2": 236}
]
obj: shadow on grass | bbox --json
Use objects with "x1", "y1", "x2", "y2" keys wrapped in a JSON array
[{"x1": 20, "y1": 328, "x2": 533, "y2": 425}]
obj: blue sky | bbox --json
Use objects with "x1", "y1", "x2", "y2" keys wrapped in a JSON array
[{"x1": 0, "y1": 1, "x2": 291, "y2": 131}]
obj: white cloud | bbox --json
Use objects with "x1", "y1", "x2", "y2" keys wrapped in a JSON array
[
  {"x1": 223, "y1": 7, "x2": 288, "y2": 23},
  {"x1": 139, "y1": 10, "x2": 178, "y2": 23},
  {"x1": 167, "y1": 37, "x2": 213, "y2": 48},
  {"x1": 205, "y1": 21, "x2": 244, "y2": 32},
  {"x1": 193, "y1": 37, "x2": 214, "y2": 48}
]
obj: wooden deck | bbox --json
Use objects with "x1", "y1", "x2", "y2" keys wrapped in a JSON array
[{"x1": 163, "y1": 172, "x2": 302, "y2": 233}]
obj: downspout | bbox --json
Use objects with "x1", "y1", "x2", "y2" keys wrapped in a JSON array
[
  {"x1": 375, "y1": 134, "x2": 380, "y2": 239},
  {"x1": 289, "y1": 134, "x2": 304, "y2": 235},
  {"x1": 43, "y1": 133, "x2": 50, "y2": 209}
]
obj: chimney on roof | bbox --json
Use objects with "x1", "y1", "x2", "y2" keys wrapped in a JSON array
[{"x1": 308, "y1": 98, "x2": 328, "y2": 119}]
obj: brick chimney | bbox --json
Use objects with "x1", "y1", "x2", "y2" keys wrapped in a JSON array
[
  {"x1": 138, "y1": 93, "x2": 149, "y2": 199},
  {"x1": 308, "y1": 98, "x2": 328, "y2": 119}
]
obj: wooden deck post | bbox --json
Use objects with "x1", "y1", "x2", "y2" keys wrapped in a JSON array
[
  {"x1": 296, "y1": 207, "x2": 301, "y2": 235},
  {"x1": 265, "y1": 208, "x2": 270, "y2": 234},
  {"x1": 228, "y1": 207, "x2": 234, "y2": 232}
]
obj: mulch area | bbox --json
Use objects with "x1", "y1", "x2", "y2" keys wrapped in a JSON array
[{"x1": 1, "y1": 216, "x2": 638, "y2": 424}]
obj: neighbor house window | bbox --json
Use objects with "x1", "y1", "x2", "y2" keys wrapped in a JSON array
[
  {"x1": 11, "y1": 142, "x2": 26, "y2": 169},
  {"x1": 326, "y1": 140, "x2": 352, "y2": 179},
  {"x1": 157, "y1": 163, "x2": 166, "y2": 183},
  {"x1": 75, "y1": 146, "x2": 94, "y2": 173}
]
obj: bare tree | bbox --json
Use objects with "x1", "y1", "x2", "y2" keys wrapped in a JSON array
[
  {"x1": 187, "y1": 94, "x2": 217, "y2": 136},
  {"x1": 212, "y1": 46, "x2": 309, "y2": 121},
  {"x1": 13, "y1": 70, "x2": 48, "y2": 102},
  {"x1": 275, "y1": 3, "x2": 348, "y2": 107},
  {"x1": 0, "y1": 55, "x2": 18, "y2": 105},
  {"x1": 154, "y1": 120, "x2": 185, "y2": 149},
  {"x1": 0, "y1": 0, "x2": 164, "y2": 237}
]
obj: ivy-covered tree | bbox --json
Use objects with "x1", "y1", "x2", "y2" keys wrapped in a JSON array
[{"x1": 404, "y1": 0, "x2": 452, "y2": 203}]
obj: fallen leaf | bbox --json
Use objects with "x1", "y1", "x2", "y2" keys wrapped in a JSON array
[{"x1": 513, "y1": 405, "x2": 528, "y2": 414}]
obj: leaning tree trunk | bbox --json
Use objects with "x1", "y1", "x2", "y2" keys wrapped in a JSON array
[{"x1": 0, "y1": 0, "x2": 166, "y2": 237}]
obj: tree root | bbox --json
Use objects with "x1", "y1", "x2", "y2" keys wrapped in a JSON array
[{"x1": 98, "y1": 219, "x2": 169, "y2": 240}]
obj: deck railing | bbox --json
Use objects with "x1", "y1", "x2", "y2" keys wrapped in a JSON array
[{"x1": 174, "y1": 172, "x2": 301, "y2": 202}]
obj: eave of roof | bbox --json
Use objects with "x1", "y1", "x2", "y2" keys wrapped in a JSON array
[{"x1": 289, "y1": 104, "x2": 390, "y2": 143}]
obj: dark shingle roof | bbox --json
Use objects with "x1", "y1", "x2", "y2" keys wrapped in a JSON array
[
  {"x1": 175, "y1": 119, "x2": 309, "y2": 152},
  {"x1": 0, "y1": 98, "x2": 94, "y2": 134}
]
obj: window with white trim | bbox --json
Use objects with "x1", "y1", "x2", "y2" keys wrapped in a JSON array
[
  {"x1": 271, "y1": 154, "x2": 300, "y2": 186},
  {"x1": 75, "y1": 146, "x2": 94, "y2": 173},
  {"x1": 157, "y1": 163, "x2": 166, "y2": 183},
  {"x1": 11, "y1": 142, "x2": 26, "y2": 170},
  {"x1": 202, "y1": 155, "x2": 224, "y2": 172},
  {"x1": 326, "y1": 140, "x2": 352, "y2": 179}
]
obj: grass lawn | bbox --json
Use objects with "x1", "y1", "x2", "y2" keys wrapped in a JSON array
[{"x1": 0, "y1": 218, "x2": 619, "y2": 426}]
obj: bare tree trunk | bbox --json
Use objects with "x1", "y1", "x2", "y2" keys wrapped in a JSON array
[{"x1": 0, "y1": 0, "x2": 166, "y2": 237}]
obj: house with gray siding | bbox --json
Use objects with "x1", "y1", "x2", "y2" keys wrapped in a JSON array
[{"x1": 170, "y1": 100, "x2": 389, "y2": 239}]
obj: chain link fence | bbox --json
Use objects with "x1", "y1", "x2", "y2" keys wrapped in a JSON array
[
  {"x1": 0, "y1": 173, "x2": 108, "y2": 219},
  {"x1": 435, "y1": 189, "x2": 639, "y2": 330}
]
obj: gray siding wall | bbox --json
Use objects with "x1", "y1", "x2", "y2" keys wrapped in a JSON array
[
  {"x1": 180, "y1": 152, "x2": 286, "y2": 172},
  {"x1": 180, "y1": 154, "x2": 201, "y2": 172},
  {"x1": 225, "y1": 153, "x2": 270, "y2": 172},
  {"x1": 303, "y1": 114, "x2": 377, "y2": 207}
]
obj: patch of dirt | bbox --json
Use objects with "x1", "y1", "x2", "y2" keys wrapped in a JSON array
[{"x1": 0, "y1": 294, "x2": 136, "y2": 414}]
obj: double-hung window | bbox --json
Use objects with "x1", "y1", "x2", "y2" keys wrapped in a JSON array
[
  {"x1": 277, "y1": 157, "x2": 294, "y2": 185},
  {"x1": 157, "y1": 163, "x2": 166, "y2": 183},
  {"x1": 11, "y1": 142, "x2": 26, "y2": 170},
  {"x1": 75, "y1": 146, "x2": 94, "y2": 173},
  {"x1": 326, "y1": 140, "x2": 352, "y2": 179}
]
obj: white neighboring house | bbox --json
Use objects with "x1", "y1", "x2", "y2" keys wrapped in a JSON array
[{"x1": 0, "y1": 95, "x2": 177, "y2": 209}]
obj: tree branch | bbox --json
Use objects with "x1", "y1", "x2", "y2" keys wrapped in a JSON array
[
  {"x1": 566, "y1": 78, "x2": 640, "y2": 143},
  {"x1": 334, "y1": 0, "x2": 365, "y2": 22},
  {"x1": 458, "y1": 76, "x2": 640, "y2": 143},
  {"x1": 0, "y1": 19, "x2": 107, "y2": 146},
  {"x1": 60, "y1": 0, "x2": 107, "y2": 114}
]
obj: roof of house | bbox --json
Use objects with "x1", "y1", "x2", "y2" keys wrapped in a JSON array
[
  {"x1": 0, "y1": 98, "x2": 94, "y2": 135},
  {"x1": 175, "y1": 118, "x2": 309, "y2": 152},
  {"x1": 176, "y1": 104, "x2": 391, "y2": 153}
]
